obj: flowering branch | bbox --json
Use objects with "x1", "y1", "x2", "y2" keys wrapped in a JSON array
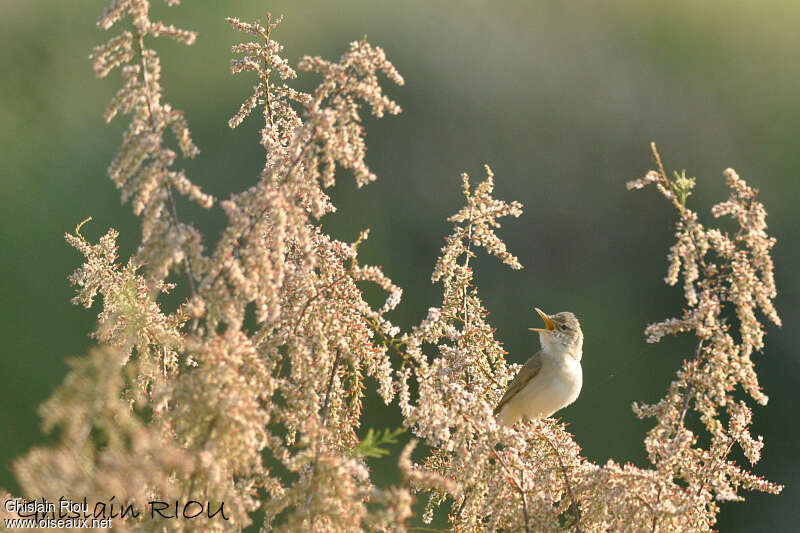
[
  {"x1": 543, "y1": 434, "x2": 582, "y2": 533},
  {"x1": 91, "y1": 0, "x2": 212, "y2": 291},
  {"x1": 490, "y1": 449, "x2": 532, "y2": 533},
  {"x1": 5, "y1": 2, "x2": 784, "y2": 530}
]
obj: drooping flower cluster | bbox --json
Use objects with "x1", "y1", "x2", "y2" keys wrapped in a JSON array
[
  {"x1": 13, "y1": 3, "x2": 412, "y2": 531},
  {"x1": 90, "y1": 0, "x2": 212, "y2": 289},
  {"x1": 387, "y1": 149, "x2": 783, "y2": 532},
  {"x1": 6, "y1": 2, "x2": 783, "y2": 531},
  {"x1": 390, "y1": 170, "x2": 626, "y2": 531},
  {"x1": 192, "y1": 21, "x2": 407, "y2": 528},
  {"x1": 14, "y1": 346, "x2": 191, "y2": 523},
  {"x1": 624, "y1": 145, "x2": 782, "y2": 527},
  {"x1": 225, "y1": 15, "x2": 310, "y2": 169}
]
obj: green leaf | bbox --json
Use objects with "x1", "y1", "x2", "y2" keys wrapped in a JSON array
[
  {"x1": 671, "y1": 170, "x2": 696, "y2": 206},
  {"x1": 351, "y1": 427, "x2": 405, "y2": 459}
]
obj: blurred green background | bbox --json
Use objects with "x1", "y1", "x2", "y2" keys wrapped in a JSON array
[{"x1": 2, "y1": 0, "x2": 798, "y2": 530}]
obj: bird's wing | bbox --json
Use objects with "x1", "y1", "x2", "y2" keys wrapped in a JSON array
[{"x1": 493, "y1": 351, "x2": 543, "y2": 416}]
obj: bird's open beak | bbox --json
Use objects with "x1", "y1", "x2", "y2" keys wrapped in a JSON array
[{"x1": 529, "y1": 307, "x2": 556, "y2": 333}]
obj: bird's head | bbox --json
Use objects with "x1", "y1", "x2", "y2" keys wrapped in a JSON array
[{"x1": 529, "y1": 308, "x2": 583, "y2": 359}]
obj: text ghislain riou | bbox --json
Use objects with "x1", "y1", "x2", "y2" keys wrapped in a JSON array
[{"x1": 5, "y1": 497, "x2": 229, "y2": 521}]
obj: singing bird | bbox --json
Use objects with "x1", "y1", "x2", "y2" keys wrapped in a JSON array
[{"x1": 494, "y1": 308, "x2": 583, "y2": 425}]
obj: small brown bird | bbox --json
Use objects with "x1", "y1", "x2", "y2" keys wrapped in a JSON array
[{"x1": 494, "y1": 308, "x2": 583, "y2": 425}]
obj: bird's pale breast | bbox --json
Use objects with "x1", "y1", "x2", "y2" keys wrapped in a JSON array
[{"x1": 497, "y1": 350, "x2": 582, "y2": 425}]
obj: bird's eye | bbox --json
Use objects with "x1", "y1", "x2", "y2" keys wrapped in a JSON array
[{"x1": 560, "y1": 324, "x2": 568, "y2": 331}]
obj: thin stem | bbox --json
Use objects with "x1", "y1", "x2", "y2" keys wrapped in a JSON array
[
  {"x1": 491, "y1": 449, "x2": 531, "y2": 533},
  {"x1": 650, "y1": 141, "x2": 667, "y2": 184},
  {"x1": 678, "y1": 339, "x2": 704, "y2": 428},
  {"x1": 200, "y1": 134, "x2": 315, "y2": 294},
  {"x1": 651, "y1": 486, "x2": 662, "y2": 533},
  {"x1": 306, "y1": 349, "x2": 343, "y2": 516},
  {"x1": 166, "y1": 184, "x2": 198, "y2": 298},
  {"x1": 187, "y1": 416, "x2": 218, "y2": 498},
  {"x1": 261, "y1": 15, "x2": 275, "y2": 149},
  {"x1": 463, "y1": 216, "x2": 474, "y2": 330},
  {"x1": 454, "y1": 485, "x2": 472, "y2": 523},
  {"x1": 291, "y1": 273, "x2": 348, "y2": 335},
  {"x1": 134, "y1": 30, "x2": 198, "y2": 299},
  {"x1": 200, "y1": 58, "x2": 366, "y2": 295},
  {"x1": 543, "y1": 436, "x2": 582, "y2": 533},
  {"x1": 520, "y1": 467, "x2": 531, "y2": 533},
  {"x1": 363, "y1": 316, "x2": 420, "y2": 370},
  {"x1": 695, "y1": 436, "x2": 735, "y2": 499}
]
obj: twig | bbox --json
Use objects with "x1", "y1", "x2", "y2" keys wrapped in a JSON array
[
  {"x1": 651, "y1": 486, "x2": 661, "y2": 533},
  {"x1": 695, "y1": 436, "x2": 735, "y2": 498},
  {"x1": 200, "y1": 59, "x2": 368, "y2": 296},
  {"x1": 678, "y1": 339, "x2": 704, "y2": 428},
  {"x1": 520, "y1": 467, "x2": 531, "y2": 533},
  {"x1": 134, "y1": 30, "x2": 199, "y2": 300},
  {"x1": 305, "y1": 348, "x2": 343, "y2": 516},
  {"x1": 291, "y1": 273, "x2": 348, "y2": 334},
  {"x1": 166, "y1": 185, "x2": 198, "y2": 296},
  {"x1": 454, "y1": 485, "x2": 472, "y2": 523},
  {"x1": 491, "y1": 449, "x2": 531, "y2": 533},
  {"x1": 650, "y1": 142, "x2": 667, "y2": 183},
  {"x1": 364, "y1": 316, "x2": 420, "y2": 370},
  {"x1": 187, "y1": 416, "x2": 218, "y2": 498},
  {"x1": 456, "y1": 204, "x2": 509, "y2": 395},
  {"x1": 198, "y1": 134, "x2": 313, "y2": 295},
  {"x1": 462, "y1": 215, "x2": 474, "y2": 330},
  {"x1": 261, "y1": 14, "x2": 275, "y2": 134},
  {"x1": 543, "y1": 436, "x2": 582, "y2": 533}
]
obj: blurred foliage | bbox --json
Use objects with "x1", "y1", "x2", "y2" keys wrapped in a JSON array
[{"x1": 1, "y1": 1, "x2": 798, "y2": 530}]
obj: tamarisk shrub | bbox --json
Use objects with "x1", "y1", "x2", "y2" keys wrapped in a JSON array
[{"x1": 5, "y1": 2, "x2": 782, "y2": 532}]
